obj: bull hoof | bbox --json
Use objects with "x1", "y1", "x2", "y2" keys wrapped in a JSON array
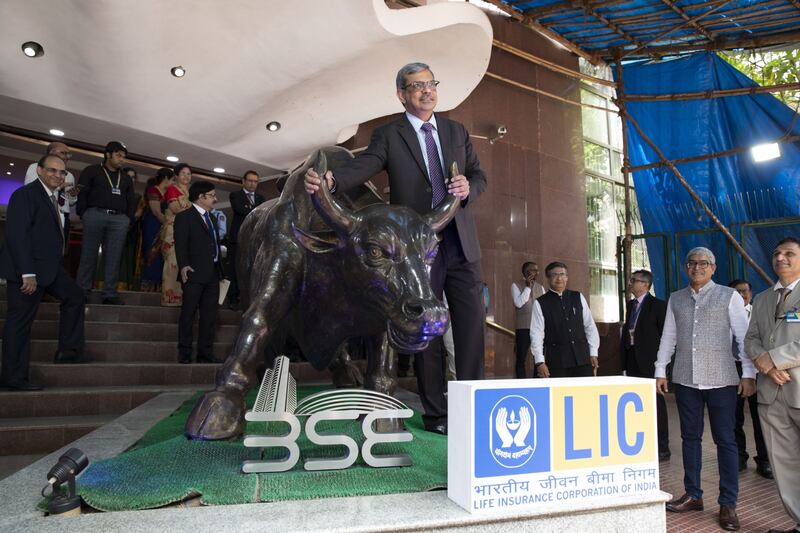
[{"x1": 184, "y1": 390, "x2": 245, "y2": 440}]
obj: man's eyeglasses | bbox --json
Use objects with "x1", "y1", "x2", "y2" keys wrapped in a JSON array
[
  {"x1": 548, "y1": 272, "x2": 568, "y2": 279},
  {"x1": 629, "y1": 277, "x2": 647, "y2": 284},
  {"x1": 43, "y1": 167, "x2": 67, "y2": 177},
  {"x1": 686, "y1": 260, "x2": 712, "y2": 269},
  {"x1": 202, "y1": 192, "x2": 217, "y2": 198},
  {"x1": 403, "y1": 80, "x2": 440, "y2": 92}
]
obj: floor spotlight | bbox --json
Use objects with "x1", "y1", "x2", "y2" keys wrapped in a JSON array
[{"x1": 41, "y1": 448, "x2": 89, "y2": 516}]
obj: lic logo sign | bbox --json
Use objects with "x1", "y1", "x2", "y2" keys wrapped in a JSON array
[{"x1": 475, "y1": 388, "x2": 550, "y2": 478}]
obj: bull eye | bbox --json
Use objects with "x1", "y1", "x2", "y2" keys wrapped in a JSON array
[{"x1": 368, "y1": 245, "x2": 384, "y2": 261}]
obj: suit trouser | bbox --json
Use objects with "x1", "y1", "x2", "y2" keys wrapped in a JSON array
[
  {"x1": 759, "y1": 387, "x2": 800, "y2": 524},
  {"x1": 1, "y1": 270, "x2": 85, "y2": 384},
  {"x1": 674, "y1": 384, "x2": 739, "y2": 506},
  {"x1": 734, "y1": 362, "x2": 768, "y2": 463},
  {"x1": 548, "y1": 364, "x2": 593, "y2": 378},
  {"x1": 77, "y1": 208, "x2": 129, "y2": 297},
  {"x1": 625, "y1": 347, "x2": 670, "y2": 453},
  {"x1": 414, "y1": 224, "x2": 485, "y2": 426},
  {"x1": 178, "y1": 279, "x2": 219, "y2": 360},
  {"x1": 514, "y1": 328, "x2": 531, "y2": 378}
]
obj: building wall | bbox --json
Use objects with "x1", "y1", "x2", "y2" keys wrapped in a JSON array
[{"x1": 342, "y1": 16, "x2": 590, "y2": 377}]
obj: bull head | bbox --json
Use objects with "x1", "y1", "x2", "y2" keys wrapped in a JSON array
[{"x1": 309, "y1": 151, "x2": 460, "y2": 237}]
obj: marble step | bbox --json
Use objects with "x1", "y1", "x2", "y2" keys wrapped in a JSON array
[
  {"x1": 0, "y1": 320, "x2": 240, "y2": 343},
  {"x1": 0, "y1": 301, "x2": 243, "y2": 325},
  {"x1": 0, "y1": 415, "x2": 117, "y2": 455}
]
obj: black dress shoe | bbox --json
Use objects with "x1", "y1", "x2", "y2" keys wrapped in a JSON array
[
  {"x1": 0, "y1": 381, "x2": 44, "y2": 391},
  {"x1": 197, "y1": 355, "x2": 225, "y2": 364},
  {"x1": 719, "y1": 505, "x2": 740, "y2": 531},
  {"x1": 102, "y1": 296, "x2": 125, "y2": 305},
  {"x1": 665, "y1": 493, "x2": 704, "y2": 513},
  {"x1": 658, "y1": 450, "x2": 671, "y2": 462},
  {"x1": 54, "y1": 351, "x2": 87, "y2": 364},
  {"x1": 424, "y1": 424, "x2": 447, "y2": 435},
  {"x1": 738, "y1": 457, "x2": 748, "y2": 472},
  {"x1": 756, "y1": 461, "x2": 774, "y2": 479},
  {"x1": 179, "y1": 356, "x2": 192, "y2": 364}
]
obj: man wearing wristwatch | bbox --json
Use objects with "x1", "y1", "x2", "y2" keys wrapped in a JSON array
[{"x1": 76, "y1": 141, "x2": 136, "y2": 305}]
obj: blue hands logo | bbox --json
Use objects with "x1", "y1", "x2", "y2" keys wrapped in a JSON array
[{"x1": 475, "y1": 388, "x2": 550, "y2": 478}]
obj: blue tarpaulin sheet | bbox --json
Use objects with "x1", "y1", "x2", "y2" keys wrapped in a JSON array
[{"x1": 617, "y1": 52, "x2": 800, "y2": 294}]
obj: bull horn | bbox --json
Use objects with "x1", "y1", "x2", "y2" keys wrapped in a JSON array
[
  {"x1": 423, "y1": 162, "x2": 460, "y2": 233},
  {"x1": 309, "y1": 150, "x2": 355, "y2": 234}
]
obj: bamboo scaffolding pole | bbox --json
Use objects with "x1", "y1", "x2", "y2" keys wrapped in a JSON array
[
  {"x1": 619, "y1": 0, "x2": 734, "y2": 60},
  {"x1": 484, "y1": 71, "x2": 607, "y2": 111},
  {"x1": 627, "y1": 134, "x2": 800, "y2": 172},
  {"x1": 620, "y1": 29, "x2": 800, "y2": 57},
  {"x1": 479, "y1": 0, "x2": 603, "y2": 65},
  {"x1": 616, "y1": 61, "x2": 634, "y2": 303},
  {"x1": 708, "y1": 15, "x2": 800, "y2": 34},
  {"x1": 615, "y1": 104, "x2": 775, "y2": 285},
  {"x1": 492, "y1": 39, "x2": 617, "y2": 88},
  {"x1": 660, "y1": 0, "x2": 716, "y2": 40},
  {"x1": 625, "y1": 81, "x2": 800, "y2": 102}
]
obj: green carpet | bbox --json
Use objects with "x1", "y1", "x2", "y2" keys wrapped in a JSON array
[{"x1": 63, "y1": 386, "x2": 447, "y2": 511}]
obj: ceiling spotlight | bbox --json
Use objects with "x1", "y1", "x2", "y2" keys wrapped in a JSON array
[
  {"x1": 166, "y1": 155, "x2": 179, "y2": 163},
  {"x1": 751, "y1": 142, "x2": 780, "y2": 163},
  {"x1": 213, "y1": 167, "x2": 225, "y2": 173},
  {"x1": 21, "y1": 41, "x2": 44, "y2": 58},
  {"x1": 49, "y1": 129, "x2": 65, "y2": 137},
  {"x1": 170, "y1": 66, "x2": 186, "y2": 78},
  {"x1": 266, "y1": 121, "x2": 281, "y2": 132},
  {"x1": 6, "y1": 171, "x2": 11, "y2": 175},
  {"x1": 9, "y1": 162, "x2": 14, "y2": 166}
]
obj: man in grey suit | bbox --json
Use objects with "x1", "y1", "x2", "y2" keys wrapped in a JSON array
[
  {"x1": 745, "y1": 236, "x2": 800, "y2": 533},
  {"x1": 305, "y1": 62, "x2": 487, "y2": 435}
]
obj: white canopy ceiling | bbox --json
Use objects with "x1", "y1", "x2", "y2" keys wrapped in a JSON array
[{"x1": 0, "y1": 0, "x2": 493, "y2": 174}]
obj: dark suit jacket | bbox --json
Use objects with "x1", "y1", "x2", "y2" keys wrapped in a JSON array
[
  {"x1": 174, "y1": 206, "x2": 224, "y2": 284},
  {"x1": 0, "y1": 180, "x2": 64, "y2": 286},
  {"x1": 228, "y1": 189, "x2": 265, "y2": 243},
  {"x1": 333, "y1": 113, "x2": 487, "y2": 263},
  {"x1": 620, "y1": 293, "x2": 667, "y2": 376}
]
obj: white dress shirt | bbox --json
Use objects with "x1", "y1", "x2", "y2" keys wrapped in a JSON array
[
  {"x1": 404, "y1": 112, "x2": 446, "y2": 178},
  {"x1": 655, "y1": 283, "x2": 755, "y2": 387},
  {"x1": 511, "y1": 281, "x2": 545, "y2": 308},
  {"x1": 529, "y1": 290, "x2": 600, "y2": 365}
]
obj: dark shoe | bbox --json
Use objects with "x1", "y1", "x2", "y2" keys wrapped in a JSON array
[
  {"x1": 179, "y1": 356, "x2": 191, "y2": 364},
  {"x1": 54, "y1": 351, "x2": 87, "y2": 364},
  {"x1": 397, "y1": 369, "x2": 408, "y2": 378},
  {"x1": 719, "y1": 505, "x2": 740, "y2": 531},
  {"x1": 665, "y1": 493, "x2": 704, "y2": 513},
  {"x1": 738, "y1": 457, "x2": 748, "y2": 472},
  {"x1": 756, "y1": 461, "x2": 774, "y2": 479},
  {"x1": 658, "y1": 450, "x2": 671, "y2": 462},
  {"x1": 197, "y1": 355, "x2": 225, "y2": 364},
  {"x1": 424, "y1": 423, "x2": 447, "y2": 435},
  {"x1": 102, "y1": 296, "x2": 125, "y2": 305},
  {"x1": 0, "y1": 381, "x2": 44, "y2": 391}
]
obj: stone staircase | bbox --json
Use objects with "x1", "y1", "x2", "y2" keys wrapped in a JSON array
[{"x1": 0, "y1": 288, "x2": 331, "y2": 455}]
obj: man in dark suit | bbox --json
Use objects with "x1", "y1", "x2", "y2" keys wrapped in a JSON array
[
  {"x1": 174, "y1": 181, "x2": 225, "y2": 365},
  {"x1": 226, "y1": 170, "x2": 265, "y2": 308},
  {"x1": 620, "y1": 269, "x2": 670, "y2": 461},
  {"x1": 304, "y1": 62, "x2": 487, "y2": 434},
  {"x1": 0, "y1": 155, "x2": 86, "y2": 390}
]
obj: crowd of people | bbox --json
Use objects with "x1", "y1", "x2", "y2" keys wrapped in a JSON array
[
  {"x1": 0, "y1": 139, "x2": 267, "y2": 386},
  {"x1": 512, "y1": 241, "x2": 800, "y2": 533}
]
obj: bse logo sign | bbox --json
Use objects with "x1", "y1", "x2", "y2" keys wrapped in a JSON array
[
  {"x1": 241, "y1": 356, "x2": 413, "y2": 473},
  {"x1": 475, "y1": 388, "x2": 550, "y2": 478}
]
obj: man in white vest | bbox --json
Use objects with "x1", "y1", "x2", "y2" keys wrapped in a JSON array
[
  {"x1": 745, "y1": 236, "x2": 800, "y2": 533},
  {"x1": 655, "y1": 247, "x2": 756, "y2": 532}
]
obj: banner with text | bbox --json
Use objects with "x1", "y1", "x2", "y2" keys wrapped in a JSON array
[{"x1": 448, "y1": 376, "x2": 659, "y2": 514}]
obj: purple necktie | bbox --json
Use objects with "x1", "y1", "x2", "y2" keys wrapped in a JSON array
[{"x1": 420, "y1": 122, "x2": 446, "y2": 207}]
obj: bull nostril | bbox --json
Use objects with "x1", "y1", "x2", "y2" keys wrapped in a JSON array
[{"x1": 402, "y1": 300, "x2": 425, "y2": 320}]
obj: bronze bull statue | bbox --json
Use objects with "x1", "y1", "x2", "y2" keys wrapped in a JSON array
[{"x1": 185, "y1": 146, "x2": 459, "y2": 439}]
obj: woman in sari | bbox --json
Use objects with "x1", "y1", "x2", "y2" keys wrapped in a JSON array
[
  {"x1": 161, "y1": 163, "x2": 192, "y2": 306},
  {"x1": 140, "y1": 167, "x2": 173, "y2": 292}
]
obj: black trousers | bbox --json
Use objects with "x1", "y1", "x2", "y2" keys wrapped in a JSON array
[
  {"x1": 414, "y1": 224, "x2": 485, "y2": 427},
  {"x1": 178, "y1": 279, "x2": 219, "y2": 360},
  {"x1": 734, "y1": 361, "x2": 768, "y2": 463},
  {"x1": 625, "y1": 347, "x2": 671, "y2": 453},
  {"x1": 548, "y1": 364, "x2": 593, "y2": 378},
  {"x1": 514, "y1": 328, "x2": 532, "y2": 378},
  {"x1": 1, "y1": 269, "x2": 85, "y2": 385}
]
